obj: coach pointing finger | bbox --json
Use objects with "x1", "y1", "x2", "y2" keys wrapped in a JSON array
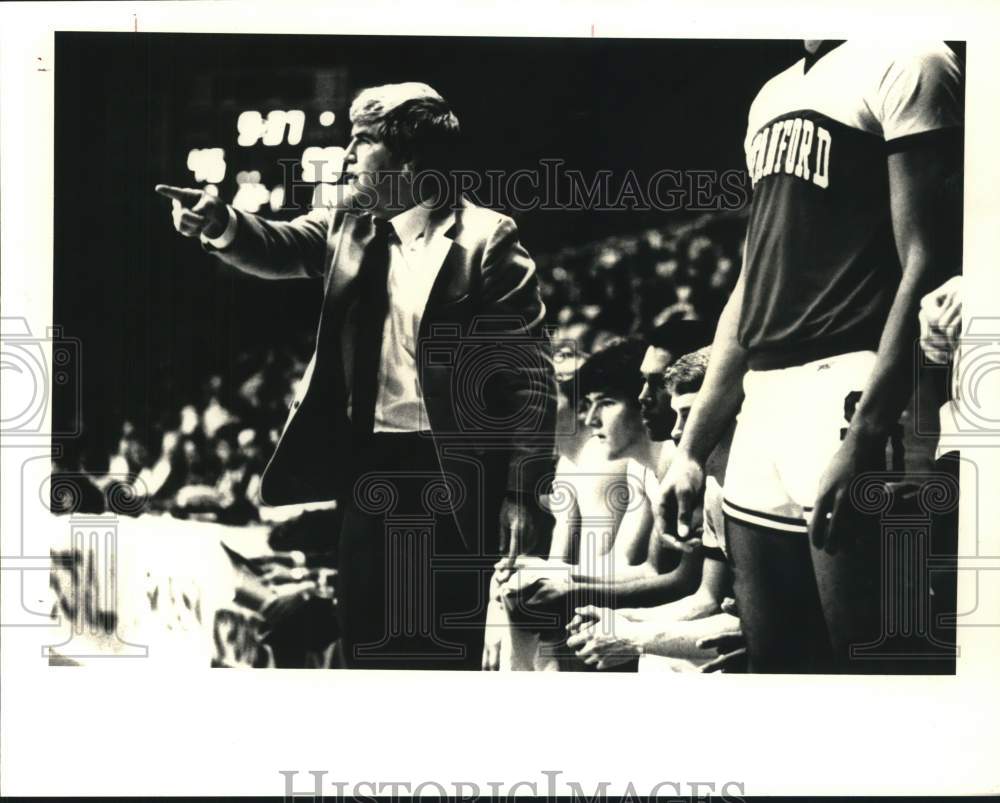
[{"x1": 155, "y1": 184, "x2": 229, "y2": 240}]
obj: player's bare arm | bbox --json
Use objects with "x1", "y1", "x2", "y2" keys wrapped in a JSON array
[
  {"x1": 810, "y1": 135, "x2": 963, "y2": 550},
  {"x1": 656, "y1": 269, "x2": 749, "y2": 543}
]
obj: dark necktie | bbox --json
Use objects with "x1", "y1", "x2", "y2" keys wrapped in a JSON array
[{"x1": 351, "y1": 216, "x2": 393, "y2": 439}]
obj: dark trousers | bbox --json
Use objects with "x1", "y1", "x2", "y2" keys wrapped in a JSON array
[{"x1": 337, "y1": 433, "x2": 493, "y2": 670}]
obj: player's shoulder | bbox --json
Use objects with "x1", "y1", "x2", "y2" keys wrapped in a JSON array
[
  {"x1": 745, "y1": 57, "x2": 804, "y2": 141},
  {"x1": 625, "y1": 455, "x2": 661, "y2": 502},
  {"x1": 624, "y1": 457, "x2": 647, "y2": 481},
  {"x1": 867, "y1": 40, "x2": 961, "y2": 85},
  {"x1": 749, "y1": 57, "x2": 803, "y2": 114},
  {"x1": 881, "y1": 40, "x2": 959, "y2": 68}
]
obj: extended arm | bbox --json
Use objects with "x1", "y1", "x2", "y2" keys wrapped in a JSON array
[{"x1": 155, "y1": 184, "x2": 329, "y2": 280}]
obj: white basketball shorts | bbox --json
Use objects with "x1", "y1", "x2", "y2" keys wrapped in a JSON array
[{"x1": 722, "y1": 350, "x2": 878, "y2": 534}]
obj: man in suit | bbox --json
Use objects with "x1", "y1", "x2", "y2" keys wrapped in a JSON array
[{"x1": 156, "y1": 82, "x2": 557, "y2": 669}]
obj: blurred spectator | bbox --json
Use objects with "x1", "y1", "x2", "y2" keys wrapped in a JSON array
[
  {"x1": 202, "y1": 381, "x2": 237, "y2": 439},
  {"x1": 172, "y1": 424, "x2": 259, "y2": 525}
]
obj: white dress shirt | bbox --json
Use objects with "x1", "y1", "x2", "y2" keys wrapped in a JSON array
[{"x1": 205, "y1": 204, "x2": 447, "y2": 433}]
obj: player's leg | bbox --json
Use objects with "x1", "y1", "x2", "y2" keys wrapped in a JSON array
[
  {"x1": 722, "y1": 366, "x2": 831, "y2": 672},
  {"x1": 809, "y1": 516, "x2": 884, "y2": 673},
  {"x1": 782, "y1": 351, "x2": 888, "y2": 672},
  {"x1": 726, "y1": 515, "x2": 832, "y2": 673}
]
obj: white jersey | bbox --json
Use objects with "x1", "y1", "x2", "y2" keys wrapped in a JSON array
[{"x1": 739, "y1": 41, "x2": 963, "y2": 370}]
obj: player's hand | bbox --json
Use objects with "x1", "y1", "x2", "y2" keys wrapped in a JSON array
[
  {"x1": 155, "y1": 184, "x2": 229, "y2": 239},
  {"x1": 809, "y1": 431, "x2": 884, "y2": 553},
  {"x1": 493, "y1": 554, "x2": 553, "y2": 584},
  {"x1": 720, "y1": 596, "x2": 739, "y2": 617},
  {"x1": 655, "y1": 450, "x2": 705, "y2": 553},
  {"x1": 567, "y1": 616, "x2": 647, "y2": 670},
  {"x1": 491, "y1": 554, "x2": 560, "y2": 595},
  {"x1": 696, "y1": 611, "x2": 745, "y2": 672},
  {"x1": 919, "y1": 275, "x2": 962, "y2": 364},
  {"x1": 699, "y1": 646, "x2": 747, "y2": 673},
  {"x1": 696, "y1": 630, "x2": 744, "y2": 657},
  {"x1": 567, "y1": 605, "x2": 642, "y2": 635},
  {"x1": 566, "y1": 604, "x2": 606, "y2": 635},
  {"x1": 503, "y1": 573, "x2": 572, "y2": 610}
]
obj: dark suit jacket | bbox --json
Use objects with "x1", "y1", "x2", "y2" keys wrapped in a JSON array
[{"x1": 209, "y1": 197, "x2": 558, "y2": 552}]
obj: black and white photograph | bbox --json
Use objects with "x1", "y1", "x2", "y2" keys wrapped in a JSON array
[{"x1": 2, "y1": 1, "x2": 999, "y2": 797}]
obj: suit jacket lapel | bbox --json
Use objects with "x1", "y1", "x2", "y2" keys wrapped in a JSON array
[
  {"x1": 421, "y1": 208, "x2": 466, "y2": 316},
  {"x1": 328, "y1": 213, "x2": 372, "y2": 299}
]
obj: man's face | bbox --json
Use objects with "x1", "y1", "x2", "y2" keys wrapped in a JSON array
[
  {"x1": 581, "y1": 391, "x2": 645, "y2": 460},
  {"x1": 638, "y1": 347, "x2": 675, "y2": 441},
  {"x1": 341, "y1": 122, "x2": 407, "y2": 215},
  {"x1": 669, "y1": 392, "x2": 698, "y2": 446}
]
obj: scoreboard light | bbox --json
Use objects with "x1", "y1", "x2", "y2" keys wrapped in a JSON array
[
  {"x1": 237, "y1": 109, "x2": 307, "y2": 147},
  {"x1": 300, "y1": 146, "x2": 345, "y2": 183},
  {"x1": 232, "y1": 182, "x2": 271, "y2": 214},
  {"x1": 235, "y1": 169, "x2": 262, "y2": 185},
  {"x1": 186, "y1": 148, "x2": 226, "y2": 183},
  {"x1": 236, "y1": 111, "x2": 264, "y2": 146}
]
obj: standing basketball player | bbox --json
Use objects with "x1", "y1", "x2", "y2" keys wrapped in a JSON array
[{"x1": 656, "y1": 41, "x2": 963, "y2": 672}]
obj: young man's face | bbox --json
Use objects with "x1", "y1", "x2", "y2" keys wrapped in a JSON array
[
  {"x1": 669, "y1": 391, "x2": 698, "y2": 446},
  {"x1": 638, "y1": 346, "x2": 675, "y2": 441},
  {"x1": 341, "y1": 121, "x2": 408, "y2": 215},
  {"x1": 581, "y1": 391, "x2": 646, "y2": 460}
]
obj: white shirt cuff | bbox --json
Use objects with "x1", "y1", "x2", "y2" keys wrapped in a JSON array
[{"x1": 200, "y1": 206, "x2": 238, "y2": 249}]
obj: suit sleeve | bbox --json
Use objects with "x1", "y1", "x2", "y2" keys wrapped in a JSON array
[
  {"x1": 205, "y1": 206, "x2": 332, "y2": 280},
  {"x1": 478, "y1": 214, "x2": 558, "y2": 499}
]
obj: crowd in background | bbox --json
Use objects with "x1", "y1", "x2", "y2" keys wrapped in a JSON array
[{"x1": 541, "y1": 211, "x2": 744, "y2": 356}]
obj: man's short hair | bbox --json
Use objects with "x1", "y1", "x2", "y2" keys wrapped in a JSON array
[
  {"x1": 647, "y1": 318, "x2": 713, "y2": 360},
  {"x1": 349, "y1": 82, "x2": 460, "y2": 173},
  {"x1": 577, "y1": 339, "x2": 646, "y2": 405},
  {"x1": 664, "y1": 346, "x2": 712, "y2": 396}
]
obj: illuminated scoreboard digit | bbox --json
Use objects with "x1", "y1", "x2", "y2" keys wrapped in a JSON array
[
  {"x1": 236, "y1": 110, "x2": 307, "y2": 147},
  {"x1": 180, "y1": 67, "x2": 350, "y2": 216}
]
